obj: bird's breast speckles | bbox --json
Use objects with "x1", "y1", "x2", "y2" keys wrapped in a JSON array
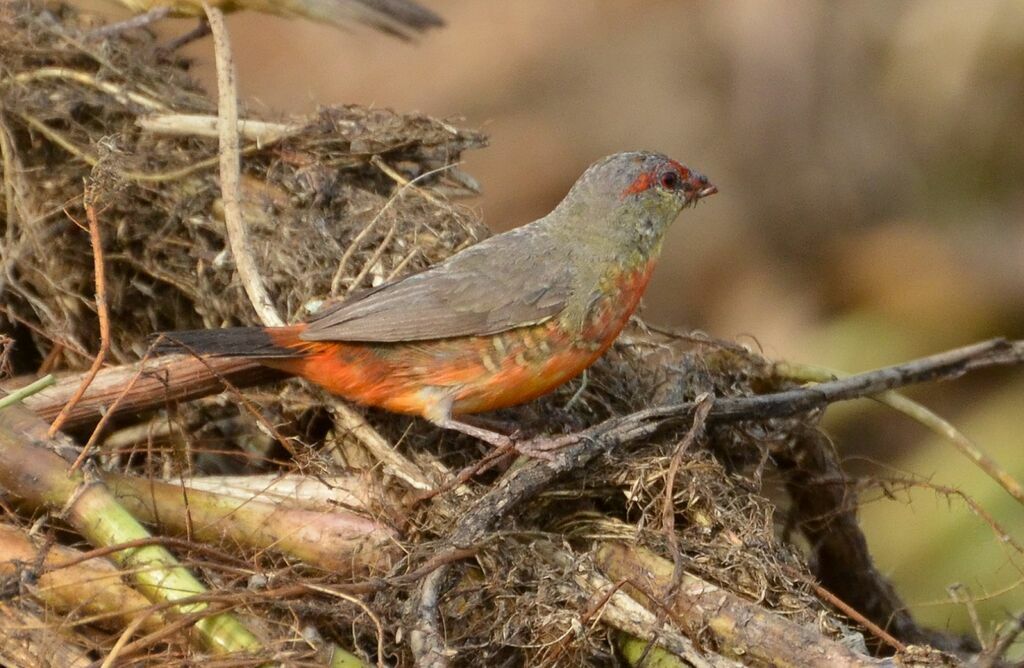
[{"x1": 576, "y1": 258, "x2": 658, "y2": 349}]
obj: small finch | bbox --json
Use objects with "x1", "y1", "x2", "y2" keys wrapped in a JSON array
[{"x1": 161, "y1": 152, "x2": 717, "y2": 451}]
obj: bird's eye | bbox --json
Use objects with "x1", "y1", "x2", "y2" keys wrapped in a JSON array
[{"x1": 659, "y1": 171, "x2": 680, "y2": 190}]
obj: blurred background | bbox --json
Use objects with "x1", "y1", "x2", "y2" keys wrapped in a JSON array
[{"x1": 76, "y1": 0, "x2": 1024, "y2": 647}]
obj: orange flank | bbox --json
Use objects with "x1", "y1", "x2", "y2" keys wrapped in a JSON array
[{"x1": 262, "y1": 259, "x2": 657, "y2": 417}]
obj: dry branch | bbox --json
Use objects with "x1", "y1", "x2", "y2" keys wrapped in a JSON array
[
  {"x1": 47, "y1": 191, "x2": 111, "y2": 440},
  {"x1": 8, "y1": 355, "x2": 281, "y2": 430},
  {"x1": 412, "y1": 337, "x2": 1024, "y2": 664}
]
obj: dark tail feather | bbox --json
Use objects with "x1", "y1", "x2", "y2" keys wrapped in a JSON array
[{"x1": 152, "y1": 326, "x2": 304, "y2": 359}]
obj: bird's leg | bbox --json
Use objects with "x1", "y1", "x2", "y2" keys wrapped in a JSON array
[
  {"x1": 453, "y1": 414, "x2": 521, "y2": 438},
  {"x1": 86, "y1": 7, "x2": 172, "y2": 40},
  {"x1": 425, "y1": 398, "x2": 555, "y2": 461},
  {"x1": 433, "y1": 415, "x2": 512, "y2": 450},
  {"x1": 162, "y1": 19, "x2": 212, "y2": 52},
  {"x1": 439, "y1": 417, "x2": 562, "y2": 462}
]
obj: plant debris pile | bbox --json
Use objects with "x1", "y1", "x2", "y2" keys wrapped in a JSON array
[
  {"x1": 0, "y1": 4, "x2": 486, "y2": 368},
  {"x1": 0, "y1": 4, "x2": 969, "y2": 666}
]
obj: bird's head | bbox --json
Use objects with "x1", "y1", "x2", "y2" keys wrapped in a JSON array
[{"x1": 554, "y1": 151, "x2": 717, "y2": 251}]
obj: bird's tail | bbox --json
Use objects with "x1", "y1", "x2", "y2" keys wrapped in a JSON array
[{"x1": 153, "y1": 325, "x2": 309, "y2": 359}]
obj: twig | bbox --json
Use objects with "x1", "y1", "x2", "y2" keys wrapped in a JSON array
[
  {"x1": 99, "y1": 610, "x2": 152, "y2": 668},
  {"x1": 10, "y1": 67, "x2": 170, "y2": 111},
  {"x1": 975, "y1": 613, "x2": 1024, "y2": 668},
  {"x1": 159, "y1": 336, "x2": 300, "y2": 458},
  {"x1": 372, "y1": 154, "x2": 444, "y2": 206},
  {"x1": 410, "y1": 338, "x2": 1024, "y2": 663},
  {"x1": 947, "y1": 584, "x2": 986, "y2": 650},
  {"x1": 19, "y1": 110, "x2": 249, "y2": 183},
  {"x1": 0, "y1": 373, "x2": 54, "y2": 409},
  {"x1": 349, "y1": 217, "x2": 403, "y2": 294},
  {"x1": 137, "y1": 113, "x2": 302, "y2": 144},
  {"x1": 71, "y1": 348, "x2": 159, "y2": 472},
  {"x1": 304, "y1": 584, "x2": 385, "y2": 668},
  {"x1": 203, "y1": 2, "x2": 283, "y2": 327},
  {"x1": 648, "y1": 394, "x2": 712, "y2": 667},
  {"x1": 410, "y1": 443, "x2": 513, "y2": 505},
  {"x1": 778, "y1": 360, "x2": 1024, "y2": 507},
  {"x1": 84, "y1": 7, "x2": 173, "y2": 41},
  {"x1": 48, "y1": 192, "x2": 110, "y2": 440},
  {"x1": 660, "y1": 394, "x2": 712, "y2": 556},
  {"x1": 331, "y1": 161, "x2": 458, "y2": 295},
  {"x1": 329, "y1": 402, "x2": 434, "y2": 491},
  {"x1": 805, "y1": 578, "x2": 906, "y2": 653}
]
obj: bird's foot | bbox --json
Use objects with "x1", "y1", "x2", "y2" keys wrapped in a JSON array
[
  {"x1": 85, "y1": 7, "x2": 172, "y2": 41},
  {"x1": 435, "y1": 417, "x2": 559, "y2": 461},
  {"x1": 512, "y1": 434, "x2": 575, "y2": 461},
  {"x1": 161, "y1": 19, "x2": 212, "y2": 53}
]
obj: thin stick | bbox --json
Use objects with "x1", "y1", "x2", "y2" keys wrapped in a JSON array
[
  {"x1": 47, "y1": 194, "x2": 109, "y2": 439},
  {"x1": 779, "y1": 361, "x2": 1024, "y2": 507},
  {"x1": 372, "y1": 154, "x2": 443, "y2": 206},
  {"x1": 0, "y1": 374, "x2": 55, "y2": 409},
  {"x1": 11, "y1": 67, "x2": 170, "y2": 111},
  {"x1": 329, "y1": 402, "x2": 432, "y2": 491},
  {"x1": 331, "y1": 161, "x2": 457, "y2": 295},
  {"x1": 304, "y1": 584, "x2": 385, "y2": 668},
  {"x1": 808, "y1": 579, "x2": 906, "y2": 652},
  {"x1": 17, "y1": 112, "x2": 226, "y2": 183},
  {"x1": 203, "y1": 2, "x2": 283, "y2": 327},
  {"x1": 137, "y1": 113, "x2": 302, "y2": 144},
  {"x1": 69, "y1": 348, "x2": 157, "y2": 473},
  {"x1": 98, "y1": 609, "x2": 151, "y2": 668},
  {"x1": 633, "y1": 395, "x2": 711, "y2": 668}
]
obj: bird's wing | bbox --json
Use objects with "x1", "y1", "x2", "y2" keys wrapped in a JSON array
[
  {"x1": 271, "y1": 0, "x2": 444, "y2": 39},
  {"x1": 301, "y1": 227, "x2": 572, "y2": 343}
]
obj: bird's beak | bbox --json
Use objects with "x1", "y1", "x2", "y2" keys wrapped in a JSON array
[
  {"x1": 697, "y1": 183, "x2": 718, "y2": 198},
  {"x1": 684, "y1": 172, "x2": 718, "y2": 203}
]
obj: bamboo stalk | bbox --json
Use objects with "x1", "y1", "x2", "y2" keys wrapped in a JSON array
[
  {"x1": 0, "y1": 403, "x2": 265, "y2": 656},
  {"x1": 0, "y1": 523, "x2": 167, "y2": 633},
  {"x1": 104, "y1": 472, "x2": 399, "y2": 574}
]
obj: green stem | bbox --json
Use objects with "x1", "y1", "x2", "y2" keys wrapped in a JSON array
[
  {"x1": 0, "y1": 403, "x2": 264, "y2": 656},
  {"x1": 0, "y1": 374, "x2": 55, "y2": 409}
]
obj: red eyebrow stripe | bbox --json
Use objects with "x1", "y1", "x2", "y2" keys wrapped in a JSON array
[
  {"x1": 621, "y1": 171, "x2": 655, "y2": 197},
  {"x1": 621, "y1": 161, "x2": 693, "y2": 198}
]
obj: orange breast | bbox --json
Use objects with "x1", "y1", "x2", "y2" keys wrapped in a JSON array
[{"x1": 269, "y1": 260, "x2": 657, "y2": 418}]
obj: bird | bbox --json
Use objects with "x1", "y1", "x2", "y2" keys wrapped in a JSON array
[
  {"x1": 159, "y1": 152, "x2": 717, "y2": 454},
  {"x1": 92, "y1": 0, "x2": 444, "y2": 44}
]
